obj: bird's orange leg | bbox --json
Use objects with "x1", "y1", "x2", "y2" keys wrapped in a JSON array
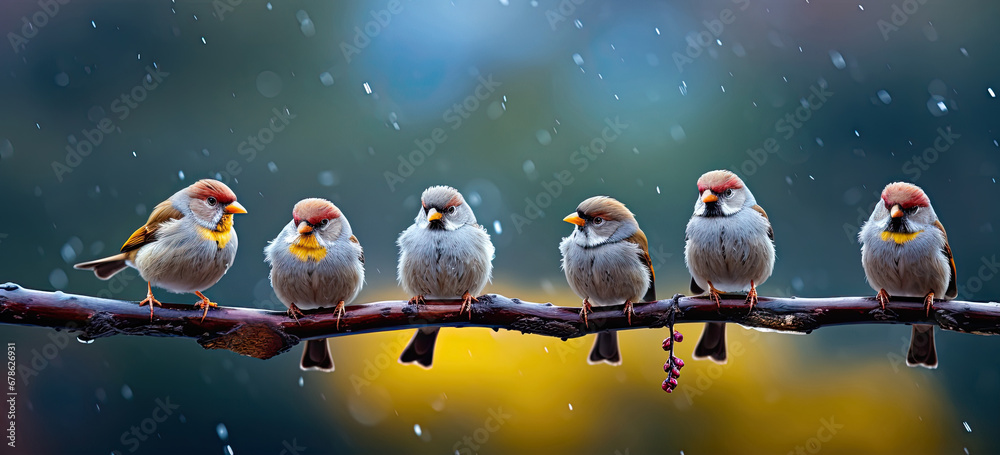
[
  {"x1": 287, "y1": 302, "x2": 304, "y2": 326},
  {"x1": 334, "y1": 300, "x2": 346, "y2": 330},
  {"x1": 746, "y1": 280, "x2": 759, "y2": 313},
  {"x1": 407, "y1": 295, "x2": 426, "y2": 306},
  {"x1": 580, "y1": 298, "x2": 593, "y2": 328},
  {"x1": 623, "y1": 300, "x2": 635, "y2": 326},
  {"x1": 459, "y1": 292, "x2": 478, "y2": 320},
  {"x1": 923, "y1": 291, "x2": 935, "y2": 317},
  {"x1": 707, "y1": 281, "x2": 722, "y2": 308},
  {"x1": 875, "y1": 288, "x2": 890, "y2": 311},
  {"x1": 137, "y1": 282, "x2": 162, "y2": 321},
  {"x1": 193, "y1": 291, "x2": 219, "y2": 322}
]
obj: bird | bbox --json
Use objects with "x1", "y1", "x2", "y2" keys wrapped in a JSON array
[
  {"x1": 74, "y1": 179, "x2": 247, "y2": 321},
  {"x1": 684, "y1": 170, "x2": 775, "y2": 364},
  {"x1": 396, "y1": 185, "x2": 494, "y2": 369},
  {"x1": 560, "y1": 196, "x2": 655, "y2": 365},
  {"x1": 859, "y1": 182, "x2": 956, "y2": 369},
  {"x1": 264, "y1": 198, "x2": 365, "y2": 372}
]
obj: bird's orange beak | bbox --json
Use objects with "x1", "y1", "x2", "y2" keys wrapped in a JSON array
[
  {"x1": 890, "y1": 204, "x2": 903, "y2": 218},
  {"x1": 225, "y1": 201, "x2": 248, "y2": 214},
  {"x1": 702, "y1": 192, "x2": 718, "y2": 203},
  {"x1": 297, "y1": 222, "x2": 313, "y2": 234},
  {"x1": 563, "y1": 213, "x2": 586, "y2": 226},
  {"x1": 427, "y1": 208, "x2": 443, "y2": 222}
]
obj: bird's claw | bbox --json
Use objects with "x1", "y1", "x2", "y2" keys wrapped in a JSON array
[
  {"x1": 923, "y1": 291, "x2": 935, "y2": 318},
  {"x1": 876, "y1": 289, "x2": 890, "y2": 311},
  {"x1": 407, "y1": 295, "x2": 426, "y2": 306},
  {"x1": 287, "y1": 303, "x2": 304, "y2": 326},
  {"x1": 193, "y1": 291, "x2": 218, "y2": 323},
  {"x1": 334, "y1": 300, "x2": 346, "y2": 330},
  {"x1": 580, "y1": 298, "x2": 593, "y2": 328},
  {"x1": 137, "y1": 283, "x2": 161, "y2": 322},
  {"x1": 459, "y1": 292, "x2": 477, "y2": 320},
  {"x1": 623, "y1": 300, "x2": 634, "y2": 326},
  {"x1": 707, "y1": 281, "x2": 722, "y2": 308},
  {"x1": 746, "y1": 280, "x2": 758, "y2": 314}
]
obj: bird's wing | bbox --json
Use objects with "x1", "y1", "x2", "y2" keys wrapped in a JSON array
[
  {"x1": 350, "y1": 235, "x2": 365, "y2": 265},
  {"x1": 750, "y1": 204, "x2": 774, "y2": 241},
  {"x1": 624, "y1": 228, "x2": 656, "y2": 302},
  {"x1": 933, "y1": 220, "x2": 958, "y2": 299},
  {"x1": 120, "y1": 200, "x2": 184, "y2": 253}
]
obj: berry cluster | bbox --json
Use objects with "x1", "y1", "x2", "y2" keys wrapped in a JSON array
[{"x1": 660, "y1": 330, "x2": 684, "y2": 393}]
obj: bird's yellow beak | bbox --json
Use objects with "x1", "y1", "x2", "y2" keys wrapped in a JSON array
[
  {"x1": 297, "y1": 222, "x2": 313, "y2": 234},
  {"x1": 890, "y1": 204, "x2": 903, "y2": 218},
  {"x1": 563, "y1": 213, "x2": 586, "y2": 226},
  {"x1": 702, "y1": 191, "x2": 718, "y2": 203},
  {"x1": 427, "y1": 208, "x2": 443, "y2": 222},
  {"x1": 225, "y1": 201, "x2": 248, "y2": 214}
]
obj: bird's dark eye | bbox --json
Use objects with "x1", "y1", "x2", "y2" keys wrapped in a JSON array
[
  {"x1": 447, "y1": 206, "x2": 457, "y2": 214},
  {"x1": 320, "y1": 219, "x2": 329, "y2": 226},
  {"x1": 207, "y1": 197, "x2": 217, "y2": 206},
  {"x1": 723, "y1": 189, "x2": 734, "y2": 198},
  {"x1": 593, "y1": 217, "x2": 603, "y2": 225},
  {"x1": 906, "y1": 206, "x2": 919, "y2": 215}
]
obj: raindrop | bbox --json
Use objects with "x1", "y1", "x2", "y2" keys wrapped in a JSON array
[
  {"x1": 91, "y1": 20, "x2": 96, "y2": 28},
  {"x1": 670, "y1": 125, "x2": 686, "y2": 142},
  {"x1": 493, "y1": 220, "x2": 502, "y2": 234},
  {"x1": 876, "y1": 90, "x2": 892, "y2": 104},
  {"x1": 989, "y1": 88, "x2": 996, "y2": 98},
  {"x1": 655, "y1": 27, "x2": 660, "y2": 35},
  {"x1": 854, "y1": 130, "x2": 860, "y2": 137},
  {"x1": 296, "y1": 10, "x2": 316, "y2": 36},
  {"x1": 61, "y1": 237, "x2": 82, "y2": 263},
  {"x1": 201, "y1": 37, "x2": 207, "y2": 44},
  {"x1": 121, "y1": 384, "x2": 134, "y2": 400},
  {"x1": 522, "y1": 160, "x2": 536, "y2": 175},
  {"x1": 574, "y1": 19, "x2": 582, "y2": 28},
  {"x1": 568, "y1": 403, "x2": 573, "y2": 411},
  {"x1": 216, "y1": 423, "x2": 229, "y2": 441},
  {"x1": 49, "y1": 269, "x2": 68, "y2": 289},
  {"x1": 413, "y1": 424, "x2": 422, "y2": 437},
  {"x1": 535, "y1": 130, "x2": 552, "y2": 145},
  {"x1": 829, "y1": 50, "x2": 846, "y2": 69},
  {"x1": 678, "y1": 81, "x2": 688, "y2": 96},
  {"x1": 223, "y1": 445, "x2": 234, "y2": 455},
  {"x1": 926, "y1": 96, "x2": 948, "y2": 116},
  {"x1": 318, "y1": 171, "x2": 337, "y2": 187},
  {"x1": 656, "y1": 186, "x2": 660, "y2": 194},
  {"x1": 267, "y1": 162, "x2": 278, "y2": 172},
  {"x1": 54, "y1": 72, "x2": 70, "y2": 87},
  {"x1": 77, "y1": 335, "x2": 94, "y2": 344},
  {"x1": 298, "y1": 376, "x2": 304, "y2": 387},
  {"x1": 266, "y1": 2, "x2": 272, "y2": 10},
  {"x1": 960, "y1": 47, "x2": 968, "y2": 57},
  {"x1": 963, "y1": 421, "x2": 972, "y2": 432},
  {"x1": 815, "y1": 137, "x2": 824, "y2": 146},
  {"x1": 388, "y1": 112, "x2": 400, "y2": 130},
  {"x1": 319, "y1": 72, "x2": 334, "y2": 86},
  {"x1": 571, "y1": 53, "x2": 584, "y2": 66},
  {"x1": 256, "y1": 71, "x2": 283, "y2": 98},
  {"x1": 363, "y1": 82, "x2": 372, "y2": 94},
  {"x1": 0, "y1": 139, "x2": 12, "y2": 159},
  {"x1": 792, "y1": 277, "x2": 805, "y2": 291},
  {"x1": 732, "y1": 43, "x2": 746, "y2": 57},
  {"x1": 486, "y1": 100, "x2": 504, "y2": 119},
  {"x1": 178, "y1": 170, "x2": 186, "y2": 180}
]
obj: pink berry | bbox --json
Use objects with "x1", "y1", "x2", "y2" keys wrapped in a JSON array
[
  {"x1": 671, "y1": 368, "x2": 681, "y2": 378},
  {"x1": 674, "y1": 357, "x2": 685, "y2": 369},
  {"x1": 673, "y1": 331, "x2": 684, "y2": 342},
  {"x1": 661, "y1": 379, "x2": 671, "y2": 391},
  {"x1": 662, "y1": 338, "x2": 671, "y2": 350},
  {"x1": 667, "y1": 378, "x2": 678, "y2": 387}
]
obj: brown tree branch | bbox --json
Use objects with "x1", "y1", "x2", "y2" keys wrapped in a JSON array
[{"x1": 1, "y1": 282, "x2": 998, "y2": 360}]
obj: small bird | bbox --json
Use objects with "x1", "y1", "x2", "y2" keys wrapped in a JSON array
[
  {"x1": 397, "y1": 185, "x2": 494, "y2": 369},
  {"x1": 560, "y1": 196, "x2": 655, "y2": 365},
  {"x1": 74, "y1": 179, "x2": 247, "y2": 321},
  {"x1": 859, "y1": 182, "x2": 956, "y2": 369},
  {"x1": 264, "y1": 198, "x2": 365, "y2": 372},
  {"x1": 685, "y1": 170, "x2": 775, "y2": 364}
]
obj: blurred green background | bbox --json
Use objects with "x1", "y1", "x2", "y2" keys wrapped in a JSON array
[{"x1": 2, "y1": 0, "x2": 999, "y2": 453}]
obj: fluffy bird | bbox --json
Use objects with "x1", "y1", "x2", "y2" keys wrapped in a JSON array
[
  {"x1": 397, "y1": 185, "x2": 494, "y2": 368},
  {"x1": 265, "y1": 198, "x2": 365, "y2": 372},
  {"x1": 685, "y1": 170, "x2": 775, "y2": 364},
  {"x1": 74, "y1": 179, "x2": 247, "y2": 321},
  {"x1": 560, "y1": 196, "x2": 655, "y2": 365},
  {"x1": 859, "y1": 182, "x2": 956, "y2": 369}
]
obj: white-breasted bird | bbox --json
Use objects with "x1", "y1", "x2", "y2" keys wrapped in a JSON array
[
  {"x1": 265, "y1": 198, "x2": 365, "y2": 372},
  {"x1": 74, "y1": 179, "x2": 247, "y2": 321},
  {"x1": 560, "y1": 196, "x2": 655, "y2": 365},
  {"x1": 859, "y1": 182, "x2": 956, "y2": 369},
  {"x1": 685, "y1": 170, "x2": 775, "y2": 364},
  {"x1": 397, "y1": 185, "x2": 494, "y2": 368}
]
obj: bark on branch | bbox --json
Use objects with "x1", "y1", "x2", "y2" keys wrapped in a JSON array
[{"x1": 1, "y1": 282, "x2": 998, "y2": 360}]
